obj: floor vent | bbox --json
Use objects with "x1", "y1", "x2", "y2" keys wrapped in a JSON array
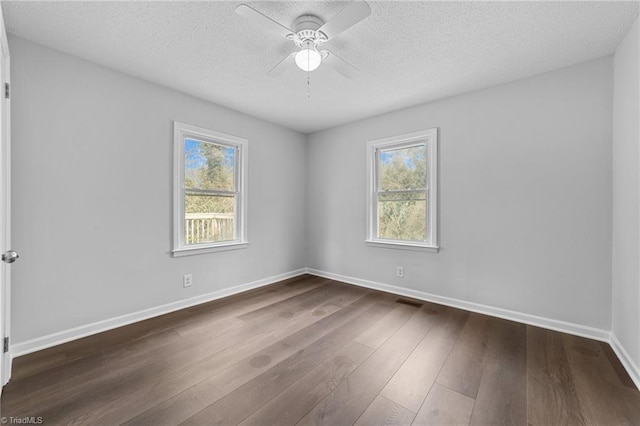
[{"x1": 395, "y1": 298, "x2": 423, "y2": 308}]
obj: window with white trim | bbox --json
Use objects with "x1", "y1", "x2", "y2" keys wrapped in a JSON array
[
  {"x1": 173, "y1": 122, "x2": 248, "y2": 256},
  {"x1": 366, "y1": 128, "x2": 438, "y2": 250}
]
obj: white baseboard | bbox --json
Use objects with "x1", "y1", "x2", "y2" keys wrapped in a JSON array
[
  {"x1": 610, "y1": 333, "x2": 640, "y2": 391},
  {"x1": 305, "y1": 268, "x2": 611, "y2": 342},
  {"x1": 11, "y1": 268, "x2": 307, "y2": 358}
]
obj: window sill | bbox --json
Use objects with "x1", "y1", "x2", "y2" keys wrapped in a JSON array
[
  {"x1": 172, "y1": 242, "x2": 249, "y2": 257},
  {"x1": 365, "y1": 240, "x2": 439, "y2": 253}
]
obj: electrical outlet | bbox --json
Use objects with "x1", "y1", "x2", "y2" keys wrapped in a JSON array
[
  {"x1": 396, "y1": 267, "x2": 404, "y2": 278},
  {"x1": 183, "y1": 274, "x2": 193, "y2": 288}
]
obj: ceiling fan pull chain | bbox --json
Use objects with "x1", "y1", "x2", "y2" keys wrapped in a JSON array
[{"x1": 307, "y1": 67, "x2": 311, "y2": 98}]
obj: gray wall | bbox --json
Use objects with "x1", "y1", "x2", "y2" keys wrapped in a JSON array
[
  {"x1": 307, "y1": 57, "x2": 614, "y2": 330},
  {"x1": 9, "y1": 36, "x2": 308, "y2": 343},
  {"x1": 612, "y1": 16, "x2": 640, "y2": 369}
]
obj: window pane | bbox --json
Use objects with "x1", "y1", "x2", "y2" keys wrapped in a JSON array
[
  {"x1": 377, "y1": 192, "x2": 426, "y2": 241},
  {"x1": 184, "y1": 193, "x2": 235, "y2": 244},
  {"x1": 185, "y1": 138, "x2": 235, "y2": 191},
  {"x1": 379, "y1": 144, "x2": 427, "y2": 191}
]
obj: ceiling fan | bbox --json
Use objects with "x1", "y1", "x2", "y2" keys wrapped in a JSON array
[{"x1": 236, "y1": 1, "x2": 371, "y2": 78}]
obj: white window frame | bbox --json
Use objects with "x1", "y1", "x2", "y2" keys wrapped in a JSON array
[
  {"x1": 366, "y1": 128, "x2": 438, "y2": 252},
  {"x1": 172, "y1": 121, "x2": 248, "y2": 257}
]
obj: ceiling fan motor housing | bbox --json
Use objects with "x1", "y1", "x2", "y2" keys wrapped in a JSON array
[{"x1": 288, "y1": 14, "x2": 327, "y2": 49}]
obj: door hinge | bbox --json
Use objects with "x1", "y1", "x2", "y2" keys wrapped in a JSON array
[
  {"x1": 4, "y1": 82, "x2": 9, "y2": 99},
  {"x1": 3, "y1": 337, "x2": 8, "y2": 353}
]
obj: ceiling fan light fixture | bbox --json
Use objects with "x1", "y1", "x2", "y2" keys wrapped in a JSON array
[
  {"x1": 295, "y1": 48, "x2": 322, "y2": 72},
  {"x1": 236, "y1": 2, "x2": 371, "y2": 78}
]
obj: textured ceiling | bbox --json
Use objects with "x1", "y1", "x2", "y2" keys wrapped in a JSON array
[{"x1": 2, "y1": 1, "x2": 639, "y2": 133}]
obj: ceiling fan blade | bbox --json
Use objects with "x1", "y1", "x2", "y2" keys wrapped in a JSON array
[
  {"x1": 322, "y1": 50, "x2": 359, "y2": 79},
  {"x1": 267, "y1": 52, "x2": 296, "y2": 77},
  {"x1": 236, "y1": 4, "x2": 294, "y2": 39},
  {"x1": 318, "y1": 1, "x2": 371, "y2": 40}
]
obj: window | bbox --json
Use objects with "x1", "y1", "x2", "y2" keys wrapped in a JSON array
[
  {"x1": 173, "y1": 122, "x2": 247, "y2": 256},
  {"x1": 366, "y1": 128, "x2": 438, "y2": 250}
]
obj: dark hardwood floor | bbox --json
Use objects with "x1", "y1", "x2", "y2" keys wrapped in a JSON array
[{"x1": 1, "y1": 274, "x2": 639, "y2": 425}]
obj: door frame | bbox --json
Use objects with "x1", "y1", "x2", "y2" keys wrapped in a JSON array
[{"x1": 0, "y1": 3, "x2": 11, "y2": 389}]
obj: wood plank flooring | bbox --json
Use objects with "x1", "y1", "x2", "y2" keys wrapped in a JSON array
[{"x1": 1, "y1": 274, "x2": 639, "y2": 425}]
